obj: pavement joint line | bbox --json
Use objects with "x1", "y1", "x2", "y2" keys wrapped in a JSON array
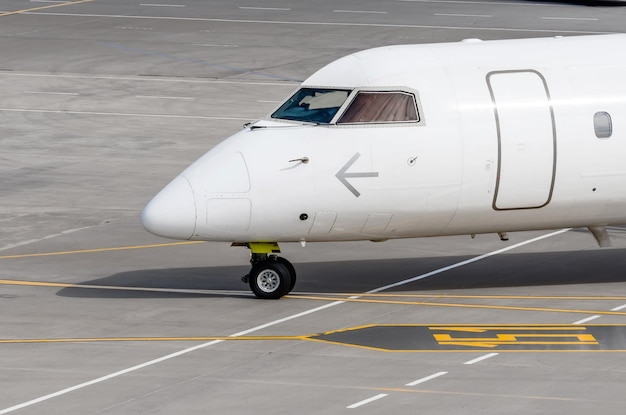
[
  {"x1": 0, "y1": 0, "x2": 92, "y2": 17},
  {"x1": 0, "y1": 229, "x2": 575, "y2": 413}
]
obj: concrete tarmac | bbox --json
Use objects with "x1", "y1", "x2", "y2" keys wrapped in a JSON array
[{"x1": 1, "y1": 1, "x2": 626, "y2": 414}]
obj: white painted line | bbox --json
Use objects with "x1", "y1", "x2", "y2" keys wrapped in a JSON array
[
  {"x1": 396, "y1": 0, "x2": 556, "y2": 6},
  {"x1": 573, "y1": 315, "x2": 601, "y2": 325},
  {"x1": 0, "y1": 72, "x2": 298, "y2": 87},
  {"x1": 464, "y1": 353, "x2": 499, "y2": 365},
  {"x1": 0, "y1": 299, "x2": 344, "y2": 414},
  {"x1": 0, "y1": 340, "x2": 223, "y2": 415},
  {"x1": 0, "y1": 226, "x2": 92, "y2": 253},
  {"x1": 0, "y1": 108, "x2": 249, "y2": 121},
  {"x1": 21, "y1": 12, "x2": 610, "y2": 35},
  {"x1": 227, "y1": 300, "x2": 346, "y2": 337},
  {"x1": 406, "y1": 371, "x2": 448, "y2": 386},
  {"x1": 239, "y1": 7, "x2": 291, "y2": 11},
  {"x1": 435, "y1": 13, "x2": 492, "y2": 18},
  {"x1": 115, "y1": 26, "x2": 154, "y2": 30},
  {"x1": 0, "y1": 229, "x2": 569, "y2": 413},
  {"x1": 368, "y1": 228, "x2": 572, "y2": 294},
  {"x1": 192, "y1": 43, "x2": 239, "y2": 48},
  {"x1": 333, "y1": 10, "x2": 388, "y2": 14},
  {"x1": 140, "y1": 3, "x2": 186, "y2": 7},
  {"x1": 135, "y1": 95, "x2": 195, "y2": 100},
  {"x1": 611, "y1": 304, "x2": 626, "y2": 311},
  {"x1": 541, "y1": 17, "x2": 599, "y2": 21},
  {"x1": 22, "y1": 91, "x2": 80, "y2": 96},
  {"x1": 347, "y1": 394, "x2": 388, "y2": 409}
]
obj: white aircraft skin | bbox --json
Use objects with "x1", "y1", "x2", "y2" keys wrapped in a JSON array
[{"x1": 142, "y1": 34, "x2": 626, "y2": 298}]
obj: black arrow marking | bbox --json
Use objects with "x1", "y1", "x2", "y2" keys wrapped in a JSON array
[{"x1": 335, "y1": 152, "x2": 379, "y2": 197}]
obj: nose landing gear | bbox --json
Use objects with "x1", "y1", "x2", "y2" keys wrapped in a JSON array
[{"x1": 238, "y1": 242, "x2": 297, "y2": 299}]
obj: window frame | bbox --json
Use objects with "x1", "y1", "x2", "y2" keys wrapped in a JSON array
[
  {"x1": 336, "y1": 90, "x2": 421, "y2": 125},
  {"x1": 266, "y1": 86, "x2": 424, "y2": 127},
  {"x1": 269, "y1": 87, "x2": 353, "y2": 125},
  {"x1": 593, "y1": 111, "x2": 613, "y2": 139}
]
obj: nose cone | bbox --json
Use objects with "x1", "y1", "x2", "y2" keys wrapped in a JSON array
[{"x1": 141, "y1": 175, "x2": 197, "y2": 240}]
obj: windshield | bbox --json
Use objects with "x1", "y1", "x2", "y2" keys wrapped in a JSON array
[
  {"x1": 271, "y1": 88, "x2": 351, "y2": 124},
  {"x1": 338, "y1": 91, "x2": 419, "y2": 124}
]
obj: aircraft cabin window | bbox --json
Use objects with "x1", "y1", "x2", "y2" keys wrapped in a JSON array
[
  {"x1": 337, "y1": 91, "x2": 419, "y2": 124},
  {"x1": 271, "y1": 88, "x2": 351, "y2": 124},
  {"x1": 594, "y1": 111, "x2": 612, "y2": 139}
]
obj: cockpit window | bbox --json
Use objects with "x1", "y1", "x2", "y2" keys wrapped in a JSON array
[
  {"x1": 271, "y1": 88, "x2": 351, "y2": 124},
  {"x1": 338, "y1": 91, "x2": 419, "y2": 124}
]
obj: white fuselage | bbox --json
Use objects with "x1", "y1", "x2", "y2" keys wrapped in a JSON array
[{"x1": 142, "y1": 34, "x2": 626, "y2": 244}]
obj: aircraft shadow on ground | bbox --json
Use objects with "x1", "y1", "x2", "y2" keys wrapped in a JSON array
[{"x1": 56, "y1": 248, "x2": 626, "y2": 299}]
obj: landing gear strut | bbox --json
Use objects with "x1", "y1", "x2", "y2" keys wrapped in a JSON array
[{"x1": 238, "y1": 242, "x2": 296, "y2": 299}]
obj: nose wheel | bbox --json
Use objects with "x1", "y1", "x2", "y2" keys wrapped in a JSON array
[
  {"x1": 247, "y1": 256, "x2": 296, "y2": 299},
  {"x1": 238, "y1": 242, "x2": 297, "y2": 299}
]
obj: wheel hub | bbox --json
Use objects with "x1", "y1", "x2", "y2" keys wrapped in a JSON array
[{"x1": 257, "y1": 269, "x2": 280, "y2": 293}]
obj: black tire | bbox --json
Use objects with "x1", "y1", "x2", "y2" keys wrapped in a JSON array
[
  {"x1": 276, "y1": 257, "x2": 297, "y2": 293},
  {"x1": 249, "y1": 260, "x2": 292, "y2": 299}
]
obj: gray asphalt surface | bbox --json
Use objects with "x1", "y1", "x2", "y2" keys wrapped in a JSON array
[{"x1": 2, "y1": 1, "x2": 626, "y2": 414}]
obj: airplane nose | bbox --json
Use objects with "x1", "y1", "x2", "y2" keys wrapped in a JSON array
[{"x1": 141, "y1": 175, "x2": 197, "y2": 240}]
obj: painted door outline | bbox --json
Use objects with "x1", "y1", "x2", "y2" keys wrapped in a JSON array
[{"x1": 487, "y1": 70, "x2": 557, "y2": 211}]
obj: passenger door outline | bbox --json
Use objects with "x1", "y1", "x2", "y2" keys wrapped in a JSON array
[{"x1": 487, "y1": 70, "x2": 557, "y2": 211}]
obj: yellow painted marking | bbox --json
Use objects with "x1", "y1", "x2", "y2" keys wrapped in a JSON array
[
  {"x1": 2, "y1": 278, "x2": 625, "y2": 318},
  {"x1": 306, "y1": 338, "x2": 626, "y2": 353},
  {"x1": 309, "y1": 324, "x2": 626, "y2": 353},
  {"x1": 0, "y1": 241, "x2": 204, "y2": 260},
  {"x1": 298, "y1": 293, "x2": 626, "y2": 301},
  {"x1": 0, "y1": 279, "x2": 254, "y2": 298},
  {"x1": 3, "y1": 325, "x2": 626, "y2": 353},
  {"x1": 371, "y1": 386, "x2": 617, "y2": 403},
  {"x1": 289, "y1": 295, "x2": 626, "y2": 316},
  {"x1": 433, "y1": 333, "x2": 598, "y2": 348},
  {"x1": 430, "y1": 326, "x2": 594, "y2": 332},
  {"x1": 0, "y1": 279, "x2": 73, "y2": 288},
  {"x1": 0, "y1": 335, "x2": 310, "y2": 344},
  {"x1": 0, "y1": 0, "x2": 93, "y2": 17}
]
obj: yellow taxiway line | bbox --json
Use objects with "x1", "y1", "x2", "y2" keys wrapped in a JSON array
[
  {"x1": 0, "y1": 0, "x2": 93, "y2": 17},
  {"x1": 287, "y1": 295, "x2": 626, "y2": 317},
  {"x1": 4, "y1": 325, "x2": 626, "y2": 353},
  {"x1": 1, "y1": 278, "x2": 625, "y2": 317},
  {"x1": 303, "y1": 293, "x2": 626, "y2": 301},
  {"x1": 0, "y1": 241, "x2": 204, "y2": 260},
  {"x1": 0, "y1": 335, "x2": 310, "y2": 344}
]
